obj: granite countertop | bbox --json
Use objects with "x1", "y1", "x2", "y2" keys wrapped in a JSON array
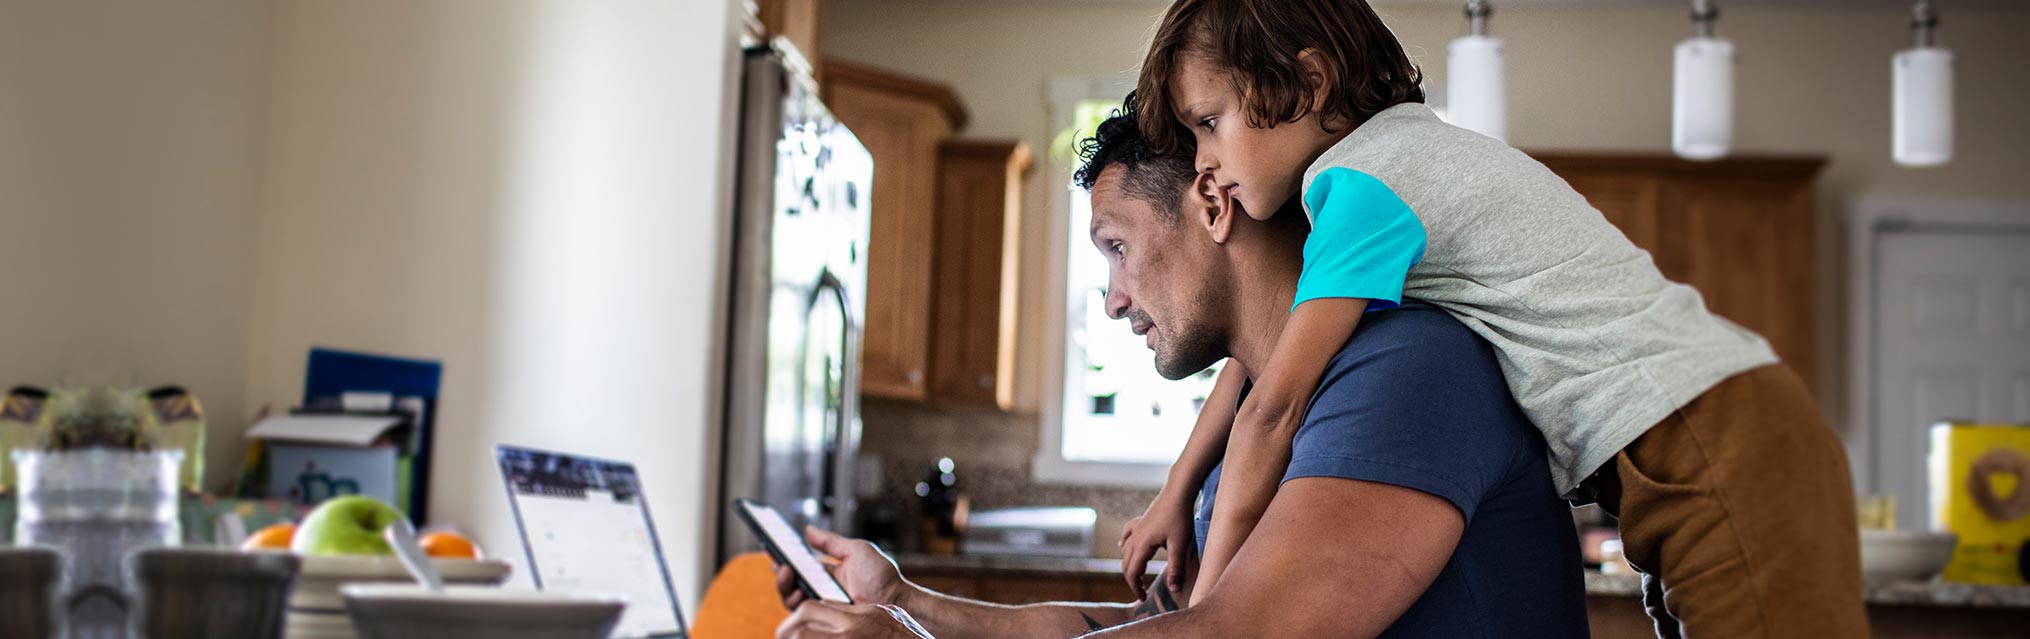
[
  {"x1": 894, "y1": 552, "x2": 1164, "y2": 579},
  {"x1": 1585, "y1": 570, "x2": 2030, "y2": 609},
  {"x1": 894, "y1": 555, "x2": 2030, "y2": 610}
]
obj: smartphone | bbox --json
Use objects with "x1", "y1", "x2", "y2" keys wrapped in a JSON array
[{"x1": 732, "y1": 499, "x2": 853, "y2": 604}]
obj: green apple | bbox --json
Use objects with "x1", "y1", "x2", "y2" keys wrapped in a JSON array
[{"x1": 292, "y1": 495, "x2": 406, "y2": 556}]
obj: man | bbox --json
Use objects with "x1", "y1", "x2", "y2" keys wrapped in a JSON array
[{"x1": 773, "y1": 112, "x2": 1587, "y2": 638}]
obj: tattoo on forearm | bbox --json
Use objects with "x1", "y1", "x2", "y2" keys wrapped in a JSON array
[
  {"x1": 1079, "y1": 613, "x2": 1104, "y2": 632},
  {"x1": 1077, "y1": 580, "x2": 1182, "y2": 631},
  {"x1": 1134, "y1": 585, "x2": 1180, "y2": 620}
]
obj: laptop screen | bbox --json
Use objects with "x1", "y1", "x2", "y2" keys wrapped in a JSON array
[{"x1": 497, "y1": 445, "x2": 687, "y2": 638}]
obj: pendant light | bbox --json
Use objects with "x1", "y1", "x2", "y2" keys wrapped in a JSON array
[
  {"x1": 1447, "y1": 0, "x2": 1506, "y2": 142},
  {"x1": 1894, "y1": 1, "x2": 1953, "y2": 167},
  {"x1": 1672, "y1": 0, "x2": 1732, "y2": 161}
]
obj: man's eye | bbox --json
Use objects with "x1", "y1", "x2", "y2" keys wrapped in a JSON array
[{"x1": 1110, "y1": 243, "x2": 1126, "y2": 257}]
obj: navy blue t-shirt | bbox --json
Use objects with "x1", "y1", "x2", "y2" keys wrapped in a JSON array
[{"x1": 1195, "y1": 302, "x2": 1586, "y2": 638}]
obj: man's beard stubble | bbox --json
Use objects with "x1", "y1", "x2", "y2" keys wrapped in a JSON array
[
  {"x1": 1154, "y1": 325, "x2": 1223, "y2": 381},
  {"x1": 1149, "y1": 268, "x2": 1232, "y2": 381}
]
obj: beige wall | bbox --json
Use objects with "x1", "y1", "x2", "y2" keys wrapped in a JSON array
[
  {"x1": 250, "y1": 0, "x2": 741, "y2": 600},
  {"x1": 0, "y1": 0, "x2": 273, "y2": 490},
  {"x1": 826, "y1": 0, "x2": 2030, "y2": 430},
  {"x1": 5, "y1": 0, "x2": 743, "y2": 601}
]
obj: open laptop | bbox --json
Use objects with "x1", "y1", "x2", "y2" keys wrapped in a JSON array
[{"x1": 497, "y1": 444, "x2": 689, "y2": 639}]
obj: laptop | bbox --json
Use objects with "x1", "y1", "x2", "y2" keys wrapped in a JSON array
[{"x1": 497, "y1": 444, "x2": 689, "y2": 639}]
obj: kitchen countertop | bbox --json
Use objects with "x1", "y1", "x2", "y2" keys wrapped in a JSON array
[
  {"x1": 1585, "y1": 570, "x2": 2030, "y2": 609},
  {"x1": 895, "y1": 554, "x2": 2030, "y2": 610},
  {"x1": 894, "y1": 553, "x2": 1164, "y2": 579}
]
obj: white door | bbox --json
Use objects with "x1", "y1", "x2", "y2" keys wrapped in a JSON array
[{"x1": 1873, "y1": 229, "x2": 2030, "y2": 532}]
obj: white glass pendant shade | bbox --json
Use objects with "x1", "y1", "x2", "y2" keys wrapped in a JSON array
[
  {"x1": 1447, "y1": 35, "x2": 1506, "y2": 142},
  {"x1": 1893, "y1": 46, "x2": 1953, "y2": 167},
  {"x1": 1673, "y1": 36, "x2": 1734, "y2": 161}
]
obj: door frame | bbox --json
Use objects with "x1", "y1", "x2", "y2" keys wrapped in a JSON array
[{"x1": 1844, "y1": 196, "x2": 2030, "y2": 497}]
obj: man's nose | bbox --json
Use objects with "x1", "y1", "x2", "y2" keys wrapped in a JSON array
[{"x1": 1104, "y1": 282, "x2": 1131, "y2": 320}]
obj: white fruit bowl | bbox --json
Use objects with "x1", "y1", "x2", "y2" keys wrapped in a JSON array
[
  {"x1": 340, "y1": 584, "x2": 625, "y2": 639},
  {"x1": 282, "y1": 554, "x2": 512, "y2": 639},
  {"x1": 1860, "y1": 530, "x2": 1958, "y2": 582}
]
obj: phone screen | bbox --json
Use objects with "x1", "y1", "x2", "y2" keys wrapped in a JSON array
[{"x1": 737, "y1": 500, "x2": 853, "y2": 603}]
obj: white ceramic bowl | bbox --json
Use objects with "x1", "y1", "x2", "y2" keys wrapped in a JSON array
[
  {"x1": 340, "y1": 584, "x2": 625, "y2": 639},
  {"x1": 1860, "y1": 530, "x2": 1958, "y2": 582},
  {"x1": 283, "y1": 554, "x2": 512, "y2": 639}
]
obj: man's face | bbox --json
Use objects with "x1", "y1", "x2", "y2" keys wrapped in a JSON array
[{"x1": 1088, "y1": 167, "x2": 1230, "y2": 380}]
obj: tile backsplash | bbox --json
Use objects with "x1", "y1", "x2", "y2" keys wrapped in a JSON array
[{"x1": 858, "y1": 398, "x2": 1162, "y2": 559}]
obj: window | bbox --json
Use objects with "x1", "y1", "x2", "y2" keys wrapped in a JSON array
[{"x1": 1036, "y1": 82, "x2": 1223, "y2": 487}]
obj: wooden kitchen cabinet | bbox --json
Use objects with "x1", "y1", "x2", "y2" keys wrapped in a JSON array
[
  {"x1": 822, "y1": 60, "x2": 968, "y2": 402},
  {"x1": 977, "y1": 576, "x2": 1080, "y2": 605},
  {"x1": 1534, "y1": 153, "x2": 1825, "y2": 388},
  {"x1": 931, "y1": 141, "x2": 1033, "y2": 409},
  {"x1": 909, "y1": 575, "x2": 981, "y2": 601},
  {"x1": 753, "y1": 0, "x2": 826, "y2": 75},
  {"x1": 825, "y1": 61, "x2": 1027, "y2": 408}
]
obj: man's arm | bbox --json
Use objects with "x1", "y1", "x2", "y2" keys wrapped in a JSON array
[
  {"x1": 1086, "y1": 476, "x2": 1464, "y2": 637},
  {"x1": 777, "y1": 529, "x2": 1191, "y2": 639},
  {"x1": 890, "y1": 569, "x2": 1186, "y2": 639}
]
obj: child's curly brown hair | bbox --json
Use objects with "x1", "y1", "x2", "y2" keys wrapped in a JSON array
[{"x1": 1135, "y1": 0, "x2": 1425, "y2": 154}]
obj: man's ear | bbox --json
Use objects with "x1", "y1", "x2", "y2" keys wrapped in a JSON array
[{"x1": 1190, "y1": 172, "x2": 1237, "y2": 244}]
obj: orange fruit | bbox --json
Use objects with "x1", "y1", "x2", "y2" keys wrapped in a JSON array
[
  {"x1": 241, "y1": 523, "x2": 296, "y2": 552},
  {"x1": 418, "y1": 531, "x2": 482, "y2": 560}
]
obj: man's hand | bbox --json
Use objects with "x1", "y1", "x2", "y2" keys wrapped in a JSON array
[
  {"x1": 1118, "y1": 493, "x2": 1195, "y2": 598},
  {"x1": 776, "y1": 601, "x2": 935, "y2": 639},
  {"x1": 775, "y1": 528, "x2": 912, "y2": 610}
]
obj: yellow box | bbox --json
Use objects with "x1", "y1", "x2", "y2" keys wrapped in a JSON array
[{"x1": 1929, "y1": 422, "x2": 2030, "y2": 584}]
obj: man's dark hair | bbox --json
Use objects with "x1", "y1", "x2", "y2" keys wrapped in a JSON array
[
  {"x1": 1072, "y1": 92, "x2": 1199, "y2": 224},
  {"x1": 1135, "y1": 0, "x2": 1425, "y2": 154}
]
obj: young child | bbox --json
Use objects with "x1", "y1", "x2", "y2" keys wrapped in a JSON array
[{"x1": 1114, "y1": 1, "x2": 1868, "y2": 636}]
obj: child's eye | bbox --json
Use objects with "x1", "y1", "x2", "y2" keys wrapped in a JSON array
[{"x1": 1199, "y1": 117, "x2": 1218, "y2": 132}]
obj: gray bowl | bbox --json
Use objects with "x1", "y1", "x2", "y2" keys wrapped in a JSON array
[
  {"x1": 0, "y1": 547, "x2": 61, "y2": 639},
  {"x1": 1860, "y1": 529, "x2": 1959, "y2": 582},
  {"x1": 129, "y1": 547, "x2": 302, "y2": 639},
  {"x1": 340, "y1": 584, "x2": 625, "y2": 639}
]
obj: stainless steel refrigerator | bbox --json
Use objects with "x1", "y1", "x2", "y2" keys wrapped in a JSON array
[{"x1": 717, "y1": 44, "x2": 870, "y2": 562}]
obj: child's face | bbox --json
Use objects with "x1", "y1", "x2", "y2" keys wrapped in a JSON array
[{"x1": 1170, "y1": 55, "x2": 1336, "y2": 221}]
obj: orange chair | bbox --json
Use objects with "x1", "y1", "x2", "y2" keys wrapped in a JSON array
[{"x1": 691, "y1": 552, "x2": 792, "y2": 639}]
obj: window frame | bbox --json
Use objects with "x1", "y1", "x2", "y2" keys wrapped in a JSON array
[{"x1": 1033, "y1": 74, "x2": 1176, "y2": 489}]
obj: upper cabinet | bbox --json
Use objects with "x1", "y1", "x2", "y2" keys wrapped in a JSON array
[
  {"x1": 823, "y1": 60, "x2": 966, "y2": 402},
  {"x1": 826, "y1": 60, "x2": 1027, "y2": 409},
  {"x1": 932, "y1": 141, "x2": 1033, "y2": 409},
  {"x1": 1535, "y1": 153, "x2": 1825, "y2": 389},
  {"x1": 753, "y1": 0, "x2": 826, "y2": 77}
]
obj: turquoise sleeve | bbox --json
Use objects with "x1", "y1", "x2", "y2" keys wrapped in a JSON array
[{"x1": 1293, "y1": 168, "x2": 1427, "y2": 313}]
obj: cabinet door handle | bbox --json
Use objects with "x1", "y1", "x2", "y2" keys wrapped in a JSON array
[{"x1": 907, "y1": 369, "x2": 924, "y2": 385}]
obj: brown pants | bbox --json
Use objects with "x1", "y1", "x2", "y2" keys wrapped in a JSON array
[{"x1": 1583, "y1": 364, "x2": 1869, "y2": 639}]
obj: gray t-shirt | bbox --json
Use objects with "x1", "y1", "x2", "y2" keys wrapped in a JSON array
[{"x1": 1301, "y1": 103, "x2": 1776, "y2": 497}]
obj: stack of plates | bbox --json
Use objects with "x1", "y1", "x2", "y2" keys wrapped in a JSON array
[{"x1": 284, "y1": 554, "x2": 512, "y2": 639}]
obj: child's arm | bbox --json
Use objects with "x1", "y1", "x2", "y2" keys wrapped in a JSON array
[
  {"x1": 1188, "y1": 297, "x2": 1367, "y2": 604},
  {"x1": 1121, "y1": 361, "x2": 1249, "y2": 597},
  {"x1": 1162, "y1": 361, "x2": 1248, "y2": 502}
]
